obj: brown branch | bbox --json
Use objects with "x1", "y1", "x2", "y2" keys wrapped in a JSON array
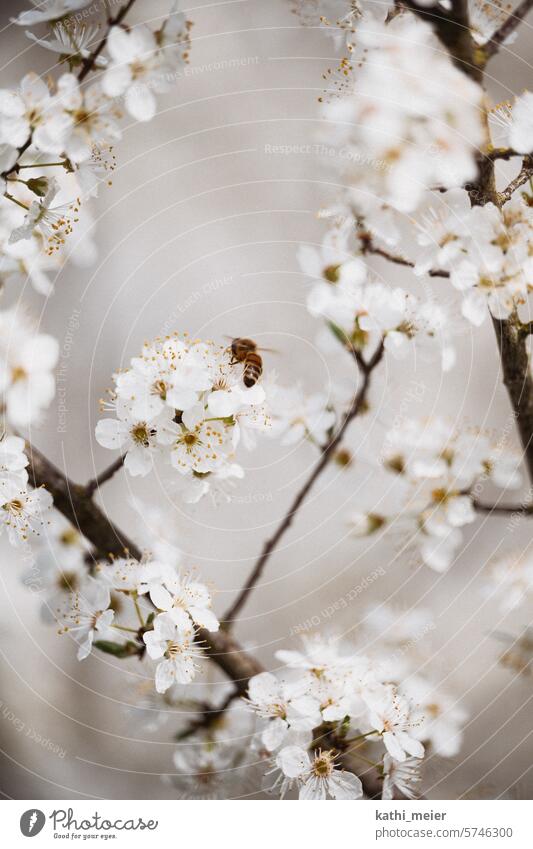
[
  {"x1": 78, "y1": 0, "x2": 138, "y2": 81},
  {"x1": 487, "y1": 147, "x2": 521, "y2": 162},
  {"x1": 484, "y1": 0, "x2": 533, "y2": 60},
  {"x1": 24, "y1": 438, "x2": 263, "y2": 689},
  {"x1": 175, "y1": 689, "x2": 240, "y2": 742},
  {"x1": 1, "y1": 0, "x2": 137, "y2": 180},
  {"x1": 403, "y1": 0, "x2": 483, "y2": 82},
  {"x1": 85, "y1": 456, "x2": 125, "y2": 497},
  {"x1": 498, "y1": 155, "x2": 533, "y2": 203},
  {"x1": 417, "y1": 2, "x2": 533, "y2": 483},
  {"x1": 492, "y1": 315, "x2": 533, "y2": 481},
  {"x1": 473, "y1": 499, "x2": 533, "y2": 516},
  {"x1": 359, "y1": 233, "x2": 450, "y2": 278},
  {"x1": 222, "y1": 342, "x2": 385, "y2": 626}
]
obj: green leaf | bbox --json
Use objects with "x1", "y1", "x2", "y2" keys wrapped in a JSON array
[{"x1": 94, "y1": 640, "x2": 140, "y2": 658}]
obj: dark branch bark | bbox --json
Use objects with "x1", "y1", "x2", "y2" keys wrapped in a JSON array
[
  {"x1": 360, "y1": 233, "x2": 450, "y2": 278},
  {"x1": 484, "y1": 0, "x2": 533, "y2": 60},
  {"x1": 414, "y1": 1, "x2": 533, "y2": 483},
  {"x1": 24, "y1": 439, "x2": 263, "y2": 689},
  {"x1": 403, "y1": 0, "x2": 483, "y2": 81},
  {"x1": 85, "y1": 456, "x2": 125, "y2": 497},
  {"x1": 78, "y1": 0, "x2": 138, "y2": 81},
  {"x1": 222, "y1": 343, "x2": 385, "y2": 626},
  {"x1": 498, "y1": 155, "x2": 533, "y2": 203},
  {"x1": 490, "y1": 316, "x2": 533, "y2": 481},
  {"x1": 473, "y1": 499, "x2": 533, "y2": 516}
]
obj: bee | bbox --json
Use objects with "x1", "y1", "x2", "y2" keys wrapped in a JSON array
[{"x1": 228, "y1": 337, "x2": 267, "y2": 387}]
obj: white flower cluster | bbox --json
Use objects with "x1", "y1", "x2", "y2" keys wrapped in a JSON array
[
  {"x1": 55, "y1": 548, "x2": 219, "y2": 688},
  {"x1": 300, "y1": 229, "x2": 454, "y2": 369},
  {"x1": 25, "y1": 512, "x2": 91, "y2": 620},
  {"x1": 493, "y1": 90, "x2": 533, "y2": 155},
  {"x1": 0, "y1": 308, "x2": 59, "y2": 426},
  {"x1": 0, "y1": 3, "x2": 191, "y2": 288},
  {"x1": 486, "y1": 549, "x2": 533, "y2": 613},
  {"x1": 247, "y1": 625, "x2": 467, "y2": 800},
  {"x1": 95, "y1": 333, "x2": 269, "y2": 500},
  {"x1": 0, "y1": 434, "x2": 52, "y2": 546},
  {"x1": 322, "y1": 14, "x2": 485, "y2": 215},
  {"x1": 350, "y1": 417, "x2": 522, "y2": 571},
  {"x1": 416, "y1": 189, "x2": 533, "y2": 325}
]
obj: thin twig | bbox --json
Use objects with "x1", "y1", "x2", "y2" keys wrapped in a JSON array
[
  {"x1": 85, "y1": 456, "x2": 125, "y2": 496},
  {"x1": 24, "y1": 438, "x2": 263, "y2": 687},
  {"x1": 78, "y1": 0, "x2": 138, "y2": 81},
  {"x1": 487, "y1": 148, "x2": 521, "y2": 162},
  {"x1": 222, "y1": 342, "x2": 385, "y2": 626},
  {"x1": 175, "y1": 689, "x2": 240, "y2": 742},
  {"x1": 484, "y1": 0, "x2": 533, "y2": 59},
  {"x1": 360, "y1": 234, "x2": 450, "y2": 279},
  {"x1": 498, "y1": 155, "x2": 533, "y2": 203},
  {"x1": 473, "y1": 499, "x2": 533, "y2": 516},
  {"x1": 1, "y1": 0, "x2": 137, "y2": 180}
]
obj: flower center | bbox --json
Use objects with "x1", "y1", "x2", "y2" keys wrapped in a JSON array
[
  {"x1": 131, "y1": 423, "x2": 152, "y2": 446},
  {"x1": 3, "y1": 498, "x2": 24, "y2": 514},
  {"x1": 11, "y1": 366, "x2": 27, "y2": 383},
  {"x1": 312, "y1": 752, "x2": 334, "y2": 778}
]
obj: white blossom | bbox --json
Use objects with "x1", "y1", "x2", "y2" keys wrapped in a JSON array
[
  {"x1": 56, "y1": 576, "x2": 115, "y2": 660},
  {"x1": 322, "y1": 15, "x2": 485, "y2": 214},
  {"x1": 143, "y1": 613, "x2": 202, "y2": 693},
  {"x1": 0, "y1": 308, "x2": 59, "y2": 426},
  {"x1": 508, "y1": 91, "x2": 533, "y2": 153},
  {"x1": 12, "y1": 1, "x2": 92, "y2": 27},
  {"x1": 274, "y1": 746, "x2": 363, "y2": 800},
  {"x1": 365, "y1": 686, "x2": 425, "y2": 762},
  {"x1": 382, "y1": 754, "x2": 422, "y2": 800}
]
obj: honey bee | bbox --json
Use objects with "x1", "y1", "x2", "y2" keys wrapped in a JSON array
[{"x1": 228, "y1": 337, "x2": 269, "y2": 387}]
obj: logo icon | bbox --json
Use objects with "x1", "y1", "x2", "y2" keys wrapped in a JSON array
[{"x1": 20, "y1": 810, "x2": 46, "y2": 837}]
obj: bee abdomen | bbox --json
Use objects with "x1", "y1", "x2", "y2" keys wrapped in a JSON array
[{"x1": 243, "y1": 352, "x2": 262, "y2": 387}]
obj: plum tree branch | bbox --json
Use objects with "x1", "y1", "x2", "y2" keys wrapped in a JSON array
[
  {"x1": 484, "y1": 0, "x2": 533, "y2": 59},
  {"x1": 85, "y1": 456, "x2": 125, "y2": 496},
  {"x1": 222, "y1": 342, "x2": 385, "y2": 626},
  {"x1": 78, "y1": 0, "x2": 138, "y2": 81},
  {"x1": 408, "y1": 0, "x2": 533, "y2": 482},
  {"x1": 24, "y1": 439, "x2": 263, "y2": 690},
  {"x1": 359, "y1": 232, "x2": 450, "y2": 278}
]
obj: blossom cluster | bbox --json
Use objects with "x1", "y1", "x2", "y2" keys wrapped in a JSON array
[
  {"x1": 95, "y1": 333, "x2": 270, "y2": 501},
  {"x1": 322, "y1": 14, "x2": 485, "y2": 215},
  {"x1": 350, "y1": 417, "x2": 522, "y2": 571},
  {"x1": 0, "y1": 308, "x2": 59, "y2": 426},
  {"x1": 0, "y1": 434, "x2": 52, "y2": 546},
  {"x1": 415, "y1": 189, "x2": 533, "y2": 325},
  {"x1": 55, "y1": 545, "x2": 219, "y2": 689},
  {"x1": 0, "y1": 2, "x2": 191, "y2": 290},
  {"x1": 245, "y1": 623, "x2": 467, "y2": 800},
  {"x1": 300, "y1": 226, "x2": 455, "y2": 370}
]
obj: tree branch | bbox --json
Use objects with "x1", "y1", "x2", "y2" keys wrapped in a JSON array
[
  {"x1": 85, "y1": 456, "x2": 125, "y2": 497},
  {"x1": 359, "y1": 233, "x2": 450, "y2": 278},
  {"x1": 473, "y1": 499, "x2": 533, "y2": 516},
  {"x1": 498, "y1": 155, "x2": 533, "y2": 203},
  {"x1": 492, "y1": 315, "x2": 533, "y2": 482},
  {"x1": 174, "y1": 689, "x2": 240, "y2": 742},
  {"x1": 24, "y1": 438, "x2": 263, "y2": 690},
  {"x1": 484, "y1": 0, "x2": 533, "y2": 60},
  {"x1": 222, "y1": 343, "x2": 385, "y2": 626},
  {"x1": 1, "y1": 0, "x2": 137, "y2": 179},
  {"x1": 78, "y1": 0, "x2": 138, "y2": 81},
  {"x1": 418, "y1": 2, "x2": 533, "y2": 483}
]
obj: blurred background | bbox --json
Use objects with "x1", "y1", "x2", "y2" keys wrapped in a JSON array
[{"x1": 0, "y1": 0, "x2": 532, "y2": 799}]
